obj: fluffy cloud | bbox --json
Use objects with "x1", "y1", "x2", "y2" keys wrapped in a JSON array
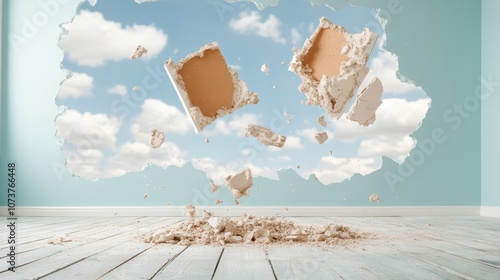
[
  {"x1": 363, "y1": 34, "x2": 417, "y2": 94},
  {"x1": 57, "y1": 72, "x2": 93, "y2": 99},
  {"x1": 130, "y1": 99, "x2": 192, "y2": 142},
  {"x1": 268, "y1": 136, "x2": 304, "y2": 152},
  {"x1": 308, "y1": 156, "x2": 382, "y2": 185},
  {"x1": 59, "y1": 10, "x2": 168, "y2": 67},
  {"x1": 62, "y1": 147, "x2": 104, "y2": 179},
  {"x1": 333, "y1": 98, "x2": 430, "y2": 140},
  {"x1": 107, "y1": 84, "x2": 128, "y2": 96},
  {"x1": 56, "y1": 109, "x2": 121, "y2": 150},
  {"x1": 203, "y1": 113, "x2": 262, "y2": 137},
  {"x1": 358, "y1": 136, "x2": 415, "y2": 163},
  {"x1": 229, "y1": 11, "x2": 285, "y2": 44},
  {"x1": 291, "y1": 27, "x2": 302, "y2": 46}
]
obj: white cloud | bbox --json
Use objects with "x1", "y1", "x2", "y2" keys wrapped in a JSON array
[
  {"x1": 229, "y1": 11, "x2": 286, "y2": 44},
  {"x1": 358, "y1": 136, "x2": 415, "y2": 163},
  {"x1": 56, "y1": 109, "x2": 121, "y2": 150},
  {"x1": 291, "y1": 27, "x2": 302, "y2": 46},
  {"x1": 107, "y1": 84, "x2": 128, "y2": 96},
  {"x1": 58, "y1": 72, "x2": 93, "y2": 99},
  {"x1": 307, "y1": 156, "x2": 382, "y2": 185},
  {"x1": 130, "y1": 99, "x2": 191, "y2": 142},
  {"x1": 334, "y1": 98, "x2": 430, "y2": 140},
  {"x1": 62, "y1": 147, "x2": 104, "y2": 179},
  {"x1": 308, "y1": 22, "x2": 315, "y2": 33},
  {"x1": 363, "y1": 34, "x2": 417, "y2": 94},
  {"x1": 203, "y1": 113, "x2": 262, "y2": 137},
  {"x1": 59, "y1": 10, "x2": 168, "y2": 67}
]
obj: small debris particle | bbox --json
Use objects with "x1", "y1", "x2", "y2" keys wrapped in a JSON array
[
  {"x1": 130, "y1": 45, "x2": 148, "y2": 60},
  {"x1": 215, "y1": 199, "x2": 223, "y2": 205},
  {"x1": 261, "y1": 64, "x2": 269, "y2": 73},
  {"x1": 133, "y1": 86, "x2": 139, "y2": 91},
  {"x1": 369, "y1": 194, "x2": 380, "y2": 202},
  {"x1": 143, "y1": 194, "x2": 148, "y2": 199}
]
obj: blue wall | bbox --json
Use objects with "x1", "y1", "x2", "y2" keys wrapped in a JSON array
[
  {"x1": 481, "y1": 0, "x2": 500, "y2": 207},
  {"x1": 0, "y1": 0, "x2": 482, "y2": 207}
]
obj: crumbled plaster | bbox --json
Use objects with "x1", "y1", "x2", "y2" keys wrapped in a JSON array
[
  {"x1": 226, "y1": 168, "x2": 253, "y2": 204},
  {"x1": 130, "y1": 45, "x2": 148, "y2": 60},
  {"x1": 150, "y1": 129, "x2": 164, "y2": 149},
  {"x1": 245, "y1": 124, "x2": 286, "y2": 148},
  {"x1": 315, "y1": 132, "x2": 328, "y2": 144}
]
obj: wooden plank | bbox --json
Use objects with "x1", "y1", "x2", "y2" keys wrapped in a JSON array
[
  {"x1": 152, "y1": 245, "x2": 222, "y2": 280},
  {"x1": 99, "y1": 244, "x2": 186, "y2": 280},
  {"x1": 41, "y1": 241, "x2": 152, "y2": 280},
  {"x1": 212, "y1": 246, "x2": 276, "y2": 280}
]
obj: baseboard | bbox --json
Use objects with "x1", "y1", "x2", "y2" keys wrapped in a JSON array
[
  {"x1": 0, "y1": 206, "x2": 480, "y2": 217},
  {"x1": 480, "y1": 206, "x2": 500, "y2": 218}
]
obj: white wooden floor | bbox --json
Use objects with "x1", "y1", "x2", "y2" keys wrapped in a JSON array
[{"x1": 1, "y1": 216, "x2": 499, "y2": 279}]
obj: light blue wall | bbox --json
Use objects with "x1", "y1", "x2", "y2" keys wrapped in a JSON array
[
  {"x1": 0, "y1": 0, "x2": 481, "y2": 207},
  {"x1": 481, "y1": 0, "x2": 500, "y2": 207}
]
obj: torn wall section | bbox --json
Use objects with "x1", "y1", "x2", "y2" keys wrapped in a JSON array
[
  {"x1": 347, "y1": 77, "x2": 383, "y2": 126},
  {"x1": 165, "y1": 42, "x2": 259, "y2": 133},
  {"x1": 289, "y1": 17, "x2": 378, "y2": 119}
]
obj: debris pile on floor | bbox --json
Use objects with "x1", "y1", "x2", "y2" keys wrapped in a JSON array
[{"x1": 143, "y1": 209, "x2": 365, "y2": 246}]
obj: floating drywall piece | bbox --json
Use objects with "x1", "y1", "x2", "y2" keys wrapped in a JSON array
[
  {"x1": 245, "y1": 124, "x2": 287, "y2": 148},
  {"x1": 165, "y1": 42, "x2": 259, "y2": 133},
  {"x1": 347, "y1": 77, "x2": 383, "y2": 126},
  {"x1": 289, "y1": 17, "x2": 378, "y2": 119}
]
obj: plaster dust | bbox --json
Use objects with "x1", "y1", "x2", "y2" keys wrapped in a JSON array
[
  {"x1": 130, "y1": 45, "x2": 148, "y2": 60},
  {"x1": 48, "y1": 236, "x2": 72, "y2": 245},
  {"x1": 150, "y1": 129, "x2": 164, "y2": 149},
  {"x1": 165, "y1": 42, "x2": 259, "y2": 133},
  {"x1": 245, "y1": 124, "x2": 286, "y2": 148},
  {"x1": 315, "y1": 132, "x2": 328, "y2": 144},
  {"x1": 225, "y1": 168, "x2": 253, "y2": 204},
  {"x1": 347, "y1": 77, "x2": 383, "y2": 126},
  {"x1": 143, "y1": 210, "x2": 366, "y2": 247},
  {"x1": 289, "y1": 17, "x2": 378, "y2": 119}
]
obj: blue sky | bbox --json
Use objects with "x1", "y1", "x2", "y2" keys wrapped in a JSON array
[{"x1": 55, "y1": 0, "x2": 430, "y2": 184}]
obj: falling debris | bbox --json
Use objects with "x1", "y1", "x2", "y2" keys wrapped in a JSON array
[
  {"x1": 329, "y1": 150, "x2": 333, "y2": 155},
  {"x1": 284, "y1": 207, "x2": 289, "y2": 213},
  {"x1": 150, "y1": 129, "x2": 165, "y2": 149},
  {"x1": 317, "y1": 115, "x2": 327, "y2": 127},
  {"x1": 315, "y1": 132, "x2": 328, "y2": 144},
  {"x1": 343, "y1": 198, "x2": 347, "y2": 202},
  {"x1": 205, "y1": 138, "x2": 210, "y2": 143},
  {"x1": 143, "y1": 212, "x2": 365, "y2": 246},
  {"x1": 186, "y1": 204, "x2": 196, "y2": 219},
  {"x1": 289, "y1": 17, "x2": 378, "y2": 119},
  {"x1": 143, "y1": 193, "x2": 148, "y2": 199},
  {"x1": 113, "y1": 212, "x2": 118, "y2": 215},
  {"x1": 284, "y1": 112, "x2": 291, "y2": 123},
  {"x1": 296, "y1": 165, "x2": 301, "y2": 169},
  {"x1": 281, "y1": 61, "x2": 286, "y2": 66},
  {"x1": 215, "y1": 199, "x2": 223, "y2": 205},
  {"x1": 130, "y1": 45, "x2": 148, "y2": 60},
  {"x1": 133, "y1": 86, "x2": 139, "y2": 91},
  {"x1": 210, "y1": 181, "x2": 220, "y2": 192},
  {"x1": 226, "y1": 168, "x2": 253, "y2": 203},
  {"x1": 261, "y1": 63, "x2": 269, "y2": 73},
  {"x1": 165, "y1": 42, "x2": 259, "y2": 133},
  {"x1": 347, "y1": 77, "x2": 383, "y2": 126},
  {"x1": 369, "y1": 194, "x2": 380, "y2": 202},
  {"x1": 245, "y1": 124, "x2": 286, "y2": 148},
  {"x1": 166, "y1": 202, "x2": 171, "y2": 205}
]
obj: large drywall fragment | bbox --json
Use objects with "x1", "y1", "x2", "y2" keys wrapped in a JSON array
[
  {"x1": 347, "y1": 77, "x2": 383, "y2": 126},
  {"x1": 225, "y1": 168, "x2": 253, "y2": 202},
  {"x1": 245, "y1": 124, "x2": 286, "y2": 148},
  {"x1": 289, "y1": 17, "x2": 378, "y2": 119},
  {"x1": 150, "y1": 129, "x2": 164, "y2": 149},
  {"x1": 165, "y1": 42, "x2": 259, "y2": 133}
]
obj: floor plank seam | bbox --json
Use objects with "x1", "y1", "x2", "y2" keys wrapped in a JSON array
[
  {"x1": 210, "y1": 247, "x2": 225, "y2": 280},
  {"x1": 97, "y1": 245, "x2": 155, "y2": 279},
  {"x1": 426, "y1": 246, "x2": 500, "y2": 270},
  {"x1": 149, "y1": 245, "x2": 189, "y2": 279},
  {"x1": 265, "y1": 250, "x2": 278, "y2": 280}
]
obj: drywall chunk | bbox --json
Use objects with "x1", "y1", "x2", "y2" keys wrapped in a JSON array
[
  {"x1": 261, "y1": 64, "x2": 269, "y2": 73},
  {"x1": 317, "y1": 115, "x2": 327, "y2": 127},
  {"x1": 245, "y1": 124, "x2": 286, "y2": 148},
  {"x1": 186, "y1": 204, "x2": 196, "y2": 219},
  {"x1": 289, "y1": 17, "x2": 378, "y2": 119},
  {"x1": 150, "y1": 129, "x2": 164, "y2": 149},
  {"x1": 226, "y1": 168, "x2": 253, "y2": 202},
  {"x1": 211, "y1": 181, "x2": 220, "y2": 192},
  {"x1": 369, "y1": 194, "x2": 380, "y2": 202},
  {"x1": 165, "y1": 42, "x2": 259, "y2": 133},
  {"x1": 130, "y1": 45, "x2": 148, "y2": 60},
  {"x1": 315, "y1": 132, "x2": 328, "y2": 144},
  {"x1": 215, "y1": 199, "x2": 223, "y2": 205},
  {"x1": 347, "y1": 77, "x2": 383, "y2": 126}
]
